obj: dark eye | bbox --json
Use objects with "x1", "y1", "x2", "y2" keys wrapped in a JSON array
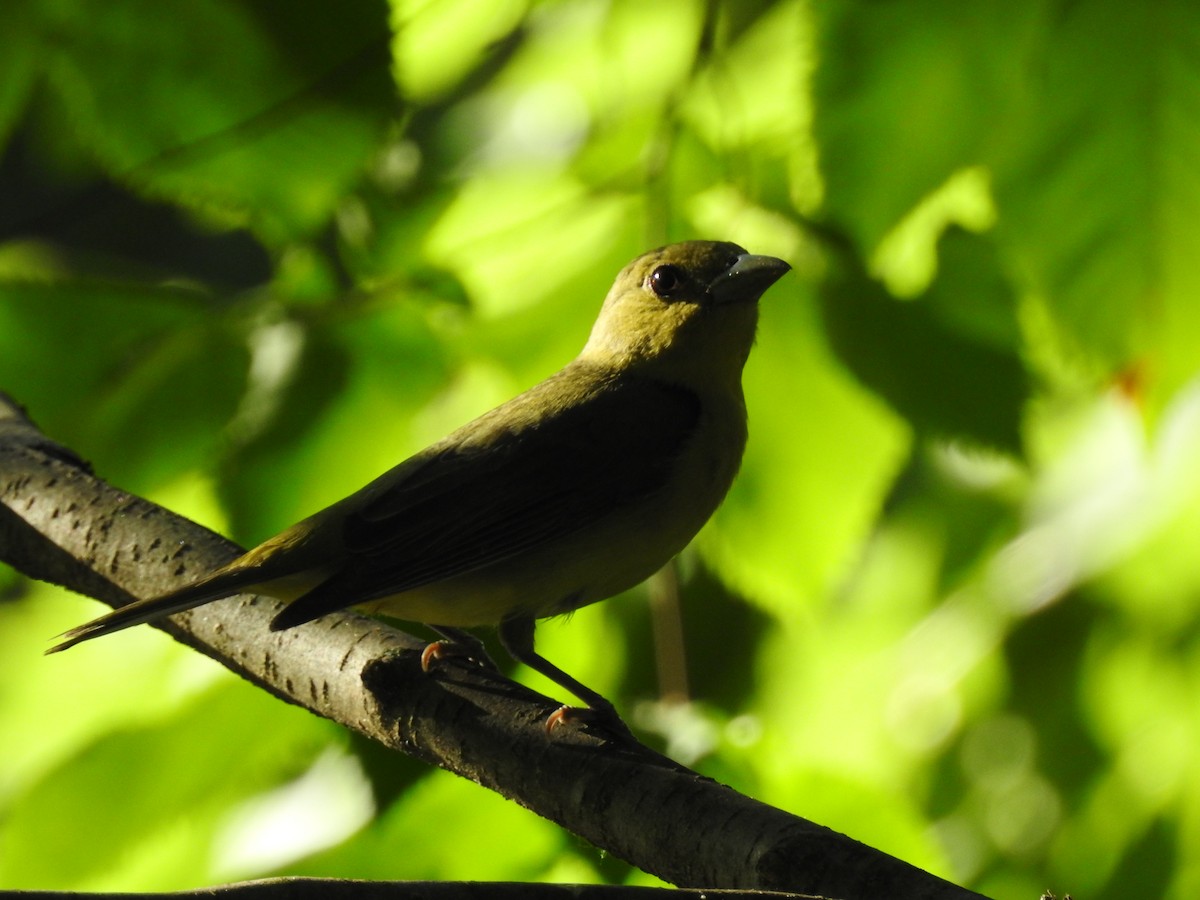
[{"x1": 649, "y1": 264, "x2": 683, "y2": 298}]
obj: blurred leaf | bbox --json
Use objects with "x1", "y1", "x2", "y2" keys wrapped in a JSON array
[
  {"x1": 687, "y1": 0, "x2": 810, "y2": 154},
  {"x1": 219, "y1": 301, "x2": 448, "y2": 543},
  {"x1": 818, "y1": 232, "x2": 1029, "y2": 453},
  {"x1": 991, "y1": 0, "x2": 1200, "y2": 412},
  {"x1": 0, "y1": 281, "x2": 248, "y2": 489},
  {"x1": 0, "y1": 584, "x2": 201, "y2": 802},
  {"x1": 392, "y1": 0, "x2": 527, "y2": 102},
  {"x1": 424, "y1": 170, "x2": 635, "y2": 318},
  {"x1": 813, "y1": 0, "x2": 1034, "y2": 249},
  {"x1": 0, "y1": 673, "x2": 333, "y2": 890},
  {"x1": 344, "y1": 184, "x2": 464, "y2": 290},
  {"x1": 294, "y1": 768, "x2": 570, "y2": 881},
  {"x1": 675, "y1": 565, "x2": 774, "y2": 712},
  {"x1": 0, "y1": 3, "x2": 39, "y2": 146},
  {"x1": 924, "y1": 227, "x2": 1022, "y2": 353},
  {"x1": 714, "y1": 0, "x2": 781, "y2": 44},
  {"x1": 38, "y1": 0, "x2": 395, "y2": 243}
]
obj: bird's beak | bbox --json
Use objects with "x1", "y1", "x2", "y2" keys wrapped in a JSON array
[{"x1": 707, "y1": 253, "x2": 791, "y2": 305}]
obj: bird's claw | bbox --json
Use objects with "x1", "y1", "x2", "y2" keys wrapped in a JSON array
[
  {"x1": 544, "y1": 703, "x2": 634, "y2": 741},
  {"x1": 420, "y1": 639, "x2": 498, "y2": 673}
]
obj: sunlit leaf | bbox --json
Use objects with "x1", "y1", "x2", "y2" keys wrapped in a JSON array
[
  {"x1": 294, "y1": 768, "x2": 571, "y2": 881},
  {"x1": 0, "y1": 670, "x2": 333, "y2": 890},
  {"x1": 813, "y1": 0, "x2": 1033, "y2": 248}
]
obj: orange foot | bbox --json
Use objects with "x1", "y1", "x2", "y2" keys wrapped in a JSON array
[
  {"x1": 544, "y1": 704, "x2": 633, "y2": 741},
  {"x1": 420, "y1": 639, "x2": 498, "y2": 673}
]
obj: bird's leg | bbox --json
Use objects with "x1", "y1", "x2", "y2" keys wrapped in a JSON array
[
  {"x1": 497, "y1": 615, "x2": 631, "y2": 737},
  {"x1": 421, "y1": 625, "x2": 499, "y2": 673}
]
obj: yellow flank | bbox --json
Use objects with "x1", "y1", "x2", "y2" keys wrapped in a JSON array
[{"x1": 49, "y1": 240, "x2": 790, "y2": 717}]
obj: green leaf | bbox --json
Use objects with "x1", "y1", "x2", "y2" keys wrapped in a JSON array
[
  {"x1": 923, "y1": 227, "x2": 1022, "y2": 353},
  {"x1": 813, "y1": 0, "x2": 1034, "y2": 248},
  {"x1": 218, "y1": 302, "x2": 449, "y2": 543},
  {"x1": 37, "y1": 0, "x2": 395, "y2": 243},
  {"x1": 818, "y1": 232, "x2": 1029, "y2": 453},
  {"x1": 0, "y1": 3, "x2": 39, "y2": 146},
  {"x1": 0, "y1": 672, "x2": 333, "y2": 890},
  {"x1": 0, "y1": 281, "x2": 248, "y2": 490},
  {"x1": 991, "y1": 0, "x2": 1200, "y2": 410},
  {"x1": 294, "y1": 768, "x2": 571, "y2": 881}
]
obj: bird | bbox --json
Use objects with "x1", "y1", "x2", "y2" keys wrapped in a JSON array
[{"x1": 49, "y1": 240, "x2": 790, "y2": 729}]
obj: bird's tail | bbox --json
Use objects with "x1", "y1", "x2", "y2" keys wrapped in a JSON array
[{"x1": 46, "y1": 574, "x2": 250, "y2": 654}]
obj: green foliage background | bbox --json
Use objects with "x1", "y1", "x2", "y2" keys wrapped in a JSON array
[{"x1": 1, "y1": 1, "x2": 1198, "y2": 897}]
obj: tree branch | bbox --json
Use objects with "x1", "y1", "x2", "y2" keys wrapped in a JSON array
[
  {"x1": 0, "y1": 879, "x2": 827, "y2": 900},
  {"x1": 0, "y1": 393, "x2": 989, "y2": 900}
]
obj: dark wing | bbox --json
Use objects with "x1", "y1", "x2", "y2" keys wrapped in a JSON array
[{"x1": 271, "y1": 369, "x2": 700, "y2": 628}]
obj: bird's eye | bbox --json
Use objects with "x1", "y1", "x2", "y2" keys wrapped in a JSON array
[{"x1": 649, "y1": 265, "x2": 683, "y2": 298}]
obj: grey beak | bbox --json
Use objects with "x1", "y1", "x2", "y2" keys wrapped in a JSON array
[{"x1": 708, "y1": 253, "x2": 791, "y2": 305}]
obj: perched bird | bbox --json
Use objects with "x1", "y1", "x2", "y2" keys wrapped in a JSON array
[{"x1": 49, "y1": 241, "x2": 790, "y2": 727}]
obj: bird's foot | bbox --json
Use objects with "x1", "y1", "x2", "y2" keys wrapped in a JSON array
[
  {"x1": 420, "y1": 637, "x2": 499, "y2": 674},
  {"x1": 545, "y1": 702, "x2": 634, "y2": 741}
]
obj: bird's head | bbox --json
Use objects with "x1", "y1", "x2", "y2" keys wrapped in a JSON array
[{"x1": 581, "y1": 241, "x2": 790, "y2": 389}]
